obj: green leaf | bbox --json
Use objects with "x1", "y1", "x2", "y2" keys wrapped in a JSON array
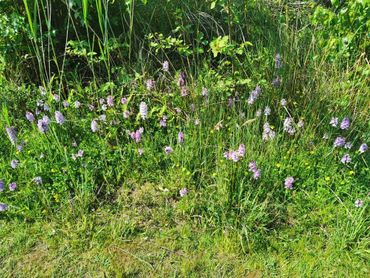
[
  {"x1": 210, "y1": 35, "x2": 229, "y2": 57},
  {"x1": 82, "y1": 0, "x2": 89, "y2": 26}
]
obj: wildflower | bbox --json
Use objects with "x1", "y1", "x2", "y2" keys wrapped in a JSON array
[
  {"x1": 10, "y1": 160, "x2": 19, "y2": 169},
  {"x1": 88, "y1": 104, "x2": 95, "y2": 111},
  {"x1": 138, "y1": 148, "x2": 144, "y2": 156},
  {"x1": 74, "y1": 101, "x2": 81, "y2": 108},
  {"x1": 224, "y1": 146, "x2": 245, "y2": 162},
  {"x1": 0, "y1": 180, "x2": 4, "y2": 192},
  {"x1": 344, "y1": 142, "x2": 353, "y2": 150},
  {"x1": 201, "y1": 87, "x2": 208, "y2": 97},
  {"x1": 15, "y1": 144, "x2": 22, "y2": 152},
  {"x1": 107, "y1": 95, "x2": 114, "y2": 107},
  {"x1": 341, "y1": 154, "x2": 351, "y2": 164},
  {"x1": 194, "y1": 119, "x2": 200, "y2": 125},
  {"x1": 264, "y1": 106, "x2": 271, "y2": 116},
  {"x1": 359, "y1": 143, "x2": 368, "y2": 154},
  {"x1": 72, "y1": 149, "x2": 84, "y2": 160},
  {"x1": 262, "y1": 122, "x2": 276, "y2": 141},
  {"x1": 123, "y1": 110, "x2": 130, "y2": 119},
  {"x1": 248, "y1": 161, "x2": 261, "y2": 180},
  {"x1": 253, "y1": 169, "x2": 261, "y2": 180},
  {"x1": 39, "y1": 86, "x2": 46, "y2": 95},
  {"x1": 9, "y1": 182, "x2": 17, "y2": 191},
  {"x1": 6, "y1": 126, "x2": 17, "y2": 145},
  {"x1": 297, "y1": 119, "x2": 304, "y2": 129},
  {"x1": 247, "y1": 85, "x2": 262, "y2": 105},
  {"x1": 146, "y1": 79, "x2": 155, "y2": 91},
  {"x1": 256, "y1": 109, "x2": 262, "y2": 117},
  {"x1": 248, "y1": 161, "x2": 258, "y2": 172},
  {"x1": 37, "y1": 99, "x2": 44, "y2": 107},
  {"x1": 53, "y1": 94, "x2": 60, "y2": 102},
  {"x1": 333, "y1": 137, "x2": 346, "y2": 148},
  {"x1": 72, "y1": 141, "x2": 77, "y2": 147},
  {"x1": 340, "y1": 117, "x2": 350, "y2": 130},
  {"x1": 165, "y1": 146, "x2": 173, "y2": 154},
  {"x1": 323, "y1": 133, "x2": 329, "y2": 140},
  {"x1": 284, "y1": 176, "x2": 294, "y2": 189},
  {"x1": 181, "y1": 86, "x2": 188, "y2": 97},
  {"x1": 99, "y1": 98, "x2": 105, "y2": 105},
  {"x1": 26, "y1": 112, "x2": 35, "y2": 122},
  {"x1": 37, "y1": 116, "x2": 50, "y2": 133},
  {"x1": 121, "y1": 97, "x2": 128, "y2": 105},
  {"x1": 280, "y1": 99, "x2": 287, "y2": 107},
  {"x1": 99, "y1": 114, "x2": 107, "y2": 122},
  {"x1": 272, "y1": 76, "x2": 281, "y2": 87},
  {"x1": 178, "y1": 131, "x2": 184, "y2": 144},
  {"x1": 237, "y1": 144, "x2": 245, "y2": 157},
  {"x1": 247, "y1": 96, "x2": 254, "y2": 105},
  {"x1": 228, "y1": 97, "x2": 235, "y2": 108},
  {"x1": 139, "y1": 101, "x2": 148, "y2": 120},
  {"x1": 275, "y1": 53, "x2": 282, "y2": 69},
  {"x1": 160, "y1": 115, "x2": 167, "y2": 127},
  {"x1": 43, "y1": 104, "x2": 50, "y2": 111},
  {"x1": 91, "y1": 120, "x2": 99, "y2": 132},
  {"x1": 162, "y1": 61, "x2": 169, "y2": 72},
  {"x1": 354, "y1": 199, "x2": 364, "y2": 208},
  {"x1": 177, "y1": 72, "x2": 186, "y2": 87},
  {"x1": 230, "y1": 151, "x2": 240, "y2": 162},
  {"x1": 55, "y1": 111, "x2": 65, "y2": 125},
  {"x1": 0, "y1": 203, "x2": 8, "y2": 212},
  {"x1": 330, "y1": 117, "x2": 338, "y2": 127},
  {"x1": 283, "y1": 117, "x2": 296, "y2": 135},
  {"x1": 63, "y1": 100, "x2": 69, "y2": 107},
  {"x1": 101, "y1": 104, "x2": 107, "y2": 111},
  {"x1": 179, "y1": 188, "x2": 188, "y2": 197},
  {"x1": 130, "y1": 128, "x2": 144, "y2": 143},
  {"x1": 223, "y1": 151, "x2": 231, "y2": 160},
  {"x1": 33, "y1": 176, "x2": 42, "y2": 185},
  {"x1": 175, "y1": 107, "x2": 182, "y2": 114}
]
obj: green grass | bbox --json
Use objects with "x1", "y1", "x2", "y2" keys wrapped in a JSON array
[
  {"x1": 0, "y1": 182, "x2": 368, "y2": 277},
  {"x1": 0, "y1": 0, "x2": 369, "y2": 276}
]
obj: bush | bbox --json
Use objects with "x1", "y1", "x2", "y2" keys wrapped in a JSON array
[{"x1": 311, "y1": 0, "x2": 370, "y2": 61}]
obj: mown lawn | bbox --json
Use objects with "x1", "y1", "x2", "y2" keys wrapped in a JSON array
[{"x1": 1, "y1": 181, "x2": 368, "y2": 277}]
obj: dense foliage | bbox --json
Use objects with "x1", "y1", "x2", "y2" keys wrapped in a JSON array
[
  {"x1": 0, "y1": 0, "x2": 369, "y2": 276},
  {"x1": 312, "y1": 0, "x2": 370, "y2": 61}
]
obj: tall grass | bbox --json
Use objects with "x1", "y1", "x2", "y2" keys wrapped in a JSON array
[{"x1": 0, "y1": 0, "x2": 368, "y2": 275}]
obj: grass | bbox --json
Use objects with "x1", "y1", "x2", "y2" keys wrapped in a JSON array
[
  {"x1": 1, "y1": 183, "x2": 368, "y2": 277},
  {"x1": 0, "y1": 0, "x2": 369, "y2": 276}
]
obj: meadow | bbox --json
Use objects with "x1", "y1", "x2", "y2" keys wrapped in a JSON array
[{"x1": 0, "y1": 0, "x2": 369, "y2": 276}]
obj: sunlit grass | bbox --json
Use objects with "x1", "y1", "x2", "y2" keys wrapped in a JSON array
[{"x1": 0, "y1": 0, "x2": 369, "y2": 276}]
